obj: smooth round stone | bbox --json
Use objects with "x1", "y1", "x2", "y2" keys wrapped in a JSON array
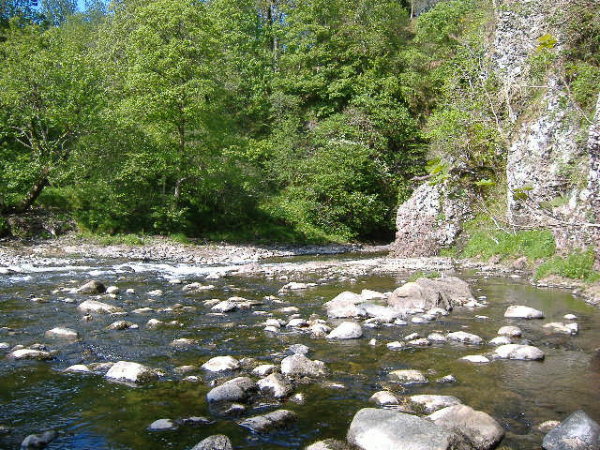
[
  {"x1": 64, "y1": 364, "x2": 91, "y2": 373},
  {"x1": 201, "y1": 356, "x2": 240, "y2": 372},
  {"x1": 44, "y1": 327, "x2": 79, "y2": 340},
  {"x1": 460, "y1": 355, "x2": 490, "y2": 364},
  {"x1": 504, "y1": 305, "x2": 544, "y2": 319},
  {"x1": 147, "y1": 419, "x2": 178, "y2": 431}
]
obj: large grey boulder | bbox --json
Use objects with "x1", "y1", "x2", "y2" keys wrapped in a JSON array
[
  {"x1": 388, "y1": 277, "x2": 474, "y2": 313},
  {"x1": 428, "y1": 405, "x2": 505, "y2": 450},
  {"x1": 190, "y1": 435, "x2": 233, "y2": 450},
  {"x1": 347, "y1": 408, "x2": 458, "y2": 450},
  {"x1": 542, "y1": 410, "x2": 600, "y2": 449},
  {"x1": 280, "y1": 354, "x2": 327, "y2": 378},
  {"x1": 105, "y1": 361, "x2": 158, "y2": 384},
  {"x1": 493, "y1": 344, "x2": 545, "y2": 361},
  {"x1": 327, "y1": 322, "x2": 363, "y2": 340},
  {"x1": 207, "y1": 377, "x2": 256, "y2": 403},
  {"x1": 323, "y1": 292, "x2": 367, "y2": 318}
]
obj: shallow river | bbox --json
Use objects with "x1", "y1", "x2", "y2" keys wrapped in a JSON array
[{"x1": 1, "y1": 257, "x2": 599, "y2": 449}]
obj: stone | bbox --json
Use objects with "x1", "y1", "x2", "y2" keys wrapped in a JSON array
[
  {"x1": 543, "y1": 322, "x2": 578, "y2": 335},
  {"x1": 489, "y1": 336, "x2": 512, "y2": 346},
  {"x1": 107, "y1": 320, "x2": 137, "y2": 330},
  {"x1": 211, "y1": 301, "x2": 237, "y2": 313},
  {"x1": 498, "y1": 326, "x2": 522, "y2": 337},
  {"x1": 386, "y1": 341, "x2": 406, "y2": 350},
  {"x1": 504, "y1": 305, "x2": 544, "y2": 319},
  {"x1": 45, "y1": 327, "x2": 79, "y2": 340},
  {"x1": 323, "y1": 291, "x2": 367, "y2": 319},
  {"x1": 361, "y1": 304, "x2": 402, "y2": 323},
  {"x1": 170, "y1": 338, "x2": 197, "y2": 347},
  {"x1": 407, "y1": 338, "x2": 431, "y2": 347},
  {"x1": 252, "y1": 364, "x2": 277, "y2": 377},
  {"x1": 257, "y1": 373, "x2": 293, "y2": 399},
  {"x1": 436, "y1": 374, "x2": 457, "y2": 384},
  {"x1": 190, "y1": 435, "x2": 233, "y2": 450},
  {"x1": 327, "y1": 322, "x2": 363, "y2": 340},
  {"x1": 388, "y1": 369, "x2": 428, "y2": 385},
  {"x1": 369, "y1": 391, "x2": 400, "y2": 406},
  {"x1": 105, "y1": 361, "x2": 158, "y2": 384},
  {"x1": 427, "y1": 333, "x2": 448, "y2": 344},
  {"x1": 146, "y1": 319, "x2": 163, "y2": 328},
  {"x1": 206, "y1": 377, "x2": 256, "y2": 403},
  {"x1": 388, "y1": 276, "x2": 474, "y2": 313},
  {"x1": 280, "y1": 282, "x2": 317, "y2": 291},
  {"x1": 183, "y1": 283, "x2": 214, "y2": 293},
  {"x1": 106, "y1": 286, "x2": 120, "y2": 295},
  {"x1": 305, "y1": 439, "x2": 351, "y2": 450},
  {"x1": 239, "y1": 409, "x2": 297, "y2": 433},
  {"x1": 407, "y1": 395, "x2": 462, "y2": 414},
  {"x1": 447, "y1": 331, "x2": 483, "y2": 345},
  {"x1": 147, "y1": 419, "x2": 178, "y2": 431},
  {"x1": 542, "y1": 410, "x2": 600, "y2": 450},
  {"x1": 537, "y1": 420, "x2": 561, "y2": 433},
  {"x1": 280, "y1": 354, "x2": 327, "y2": 378},
  {"x1": 8, "y1": 349, "x2": 53, "y2": 360},
  {"x1": 347, "y1": 408, "x2": 458, "y2": 450},
  {"x1": 428, "y1": 405, "x2": 505, "y2": 450},
  {"x1": 287, "y1": 344, "x2": 310, "y2": 355},
  {"x1": 78, "y1": 300, "x2": 123, "y2": 314},
  {"x1": 77, "y1": 280, "x2": 106, "y2": 294},
  {"x1": 201, "y1": 356, "x2": 240, "y2": 372},
  {"x1": 64, "y1": 364, "x2": 91, "y2": 373},
  {"x1": 494, "y1": 344, "x2": 545, "y2": 361},
  {"x1": 564, "y1": 314, "x2": 578, "y2": 320},
  {"x1": 361, "y1": 289, "x2": 387, "y2": 301},
  {"x1": 148, "y1": 289, "x2": 163, "y2": 297},
  {"x1": 20, "y1": 430, "x2": 58, "y2": 449},
  {"x1": 460, "y1": 355, "x2": 490, "y2": 364}
]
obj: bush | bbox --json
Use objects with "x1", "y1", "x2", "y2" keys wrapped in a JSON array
[
  {"x1": 461, "y1": 229, "x2": 556, "y2": 260},
  {"x1": 535, "y1": 248, "x2": 600, "y2": 281}
]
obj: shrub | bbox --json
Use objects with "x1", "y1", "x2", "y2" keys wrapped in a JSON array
[
  {"x1": 461, "y1": 229, "x2": 556, "y2": 260},
  {"x1": 535, "y1": 248, "x2": 600, "y2": 281}
]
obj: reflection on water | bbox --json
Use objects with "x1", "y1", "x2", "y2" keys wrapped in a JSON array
[{"x1": 1, "y1": 259, "x2": 599, "y2": 449}]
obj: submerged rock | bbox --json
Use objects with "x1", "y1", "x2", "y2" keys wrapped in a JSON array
[
  {"x1": 327, "y1": 322, "x2": 363, "y2": 340},
  {"x1": 460, "y1": 355, "x2": 490, "y2": 364},
  {"x1": 64, "y1": 364, "x2": 91, "y2": 373},
  {"x1": 347, "y1": 408, "x2": 458, "y2": 450},
  {"x1": 428, "y1": 404, "x2": 505, "y2": 450},
  {"x1": 542, "y1": 410, "x2": 600, "y2": 450},
  {"x1": 20, "y1": 430, "x2": 58, "y2": 449},
  {"x1": 190, "y1": 434, "x2": 233, "y2": 450},
  {"x1": 239, "y1": 409, "x2": 297, "y2": 433},
  {"x1": 105, "y1": 361, "x2": 158, "y2": 384},
  {"x1": 107, "y1": 320, "x2": 137, "y2": 330},
  {"x1": 504, "y1": 305, "x2": 544, "y2": 319}
]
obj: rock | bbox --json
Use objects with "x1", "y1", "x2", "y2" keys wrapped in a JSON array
[
  {"x1": 64, "y1": 364, "x2": 91, "y2": 373},
  {"x1": 252, "y1": 364, "x2": 277, "y2": 377},
  {"x1": 537, "y1": 420, "x2": 561, "y2": 433},
  {"x1": 369, "y1": 391, "x2": 400, "y2": 406},
  {"x1": 498, "y1": 326, "x2": 522, "y2": 337},
  {"x1": 310, "y1": 323, "x2": 332, "y2": 337},
  {"x1": 146, "y1": 319, "x2": 163, "y2": 328},
  {"x1": 388, "y1": 276, "x2": 474, "y2": 313},
  {"x1": 207, "y1": 377, "x2": 257, "y2": 403},
  {"x1": 280, "y1": 282, "x2": 317, "y2": 291},
  {"x1": 386, "y1": 341, "x2": 406, "y2": 350},
  {"x1": 361, "y1": 304, "x2": 402, "y2": 322},
  {"x1": 183, "y1": 283, "x2": 214, "y2": 293},
  {"x1": 265, "y1": 319, "x2": 282, "y2": 328},
  {"x1": 460, "y1": 355, "x2": 490, "y2": 364},
  {"x1": 239, "y1": 409, "x2": 297, "y2": 433},
  {"x1": 327, "y1": 322, "x2": 363, "y2": 340},
  {"x1": 564, "y1": 314, "x2": 578, "y2": 321},
  {"x1": 542, "y1": 410, "x2": 600, "y2": 450},
  {"x1": 409, "y1": 395, "x2": 462, "y2": 413},
  {"x1": 323, "y1": 291, "x2": 366, "y2": 318},
  {"x1": 388, "y1": 369, "x2": 428, "y2": 385},
  {"x1": 170, "y1": 338, "x2": 197, "y2": 347},
  {"x1": 148, "y1": 289, "x2": 163, "y2": 297},
  {"x1": 264, "y1": 326, "x2": 280, "y2": 333},
  {"x1": 347, "y1": 408, "x2": 458, "y2": 450},
  {"x1": 8, "y1": 349, "x2": 53, "y2": 360},
  {"x1": 447, "y1": 331, "x2": 483, "y2": 345},
  {"x1": 287, "y1": 344, "x2": 310, "y2": 355},
  {"x1": 405, "y1": 333, "x2": 420, "y2": 341},
  {"x1": 305, "y1": 439, "x2": 351, "y2": 450},
  {"x1": 257, "y1": 373, "x2": 293, "y2": 399},
  {"x1": 280, "y1": 354, "x2": 327, "y2": 378},
  {"x1": 436, "y1": 374, "x2": 457, "y2": 384},
  {"x1": 20, "y1": 430, "x2": 58, "y2": 449},
  {"x1": 77, "y1": 280, "x2": 106, "y2": 294},
  {"x1": 201, "y1": 356, "x2": 240, "y2": 372},
  {"x1": 361, "y1": 289, "x2": 387, "y2": 301},
  {"x1": 428, "y1": 405, "x2": 505, "y2": 450},
  {"x1": 78, "y1": 300, "x2": 123, "y2": 314},
  {"x1": 190, "y1": 434, "x2": 233, "y2": 450},
  {"x1": 44, "y1": 327, "x2": 79, "y2": 340},
  {"x1": 504, "y1": 305, "x2": 544, "y2": 319},
  {"x1": 147, "y1": 419, "x2": 178, "y2": 431},
  {"x1": 287, "y1": 318, "x2": 309, "y2": 328},
  {"x1": 489, "y1": 336, "x2": 512, "y2": 346},
  {"x1": 494, "y1": 344, "x2": 545, "y2": 361},
  {"x1": 105, "y1": 361, "x2": 158, "y2": 383},
  {"x1": 427, "y1": 333, "x2": 448, "y2": 344},
  {"x1": 407, "y1": 338, "x2": 431, "y2": 347},
  {"x1": 132, "y1": 307, "x2": 153, "y2": 314},
  {"x1": 106, "y1": 286, "x2": 120, "y2": 295},
  {"x1": 107, "y1": 320, "x2": 137, "y2": 330},
  {"x1": 212, "y1": 301, "x2": 237, "y2": 313},
  {"x1": 543, "y1": 322, "x2": 578, "y2": 335}
]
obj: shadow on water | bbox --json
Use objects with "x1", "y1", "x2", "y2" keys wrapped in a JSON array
[{"x1": 1, "y1": 258, "x2": 600, "y2": 449}]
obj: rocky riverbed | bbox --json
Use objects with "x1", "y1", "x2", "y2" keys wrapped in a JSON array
[{"x1": 2, "y1": 244, "x2": 600, "y2": 449}]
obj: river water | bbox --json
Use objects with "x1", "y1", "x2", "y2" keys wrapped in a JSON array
[{"x1": 1, "y1": 256, "x2": 599, "y2": 449}]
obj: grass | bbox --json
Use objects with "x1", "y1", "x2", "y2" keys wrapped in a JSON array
[
  {"x1": 77, "y1": 231, "x2": 147, "y2": 246},
  {"x1": 535, "y1": 248, "x2": 600, "y2": 282},
  {"x1": 460, "y1": 229, "x2": 556, "y2": 261},
  {"x1": 407, "y1": 271, "x2": 441, "y2": 282}
]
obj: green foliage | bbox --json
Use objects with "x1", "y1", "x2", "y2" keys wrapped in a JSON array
[
  {"x1": 407, "y1": 271, "x2": 441, "y2": 282},
  {"x1": 535, "y1": 249, "x2": 600, "y2": 282},
  {"x1": 460, "y1": 225, "x2": 556, "y2": 261}
]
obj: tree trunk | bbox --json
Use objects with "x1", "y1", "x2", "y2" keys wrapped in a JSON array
[{"x1": 10, "y1": 168, "x2": 50, "y2": 214}]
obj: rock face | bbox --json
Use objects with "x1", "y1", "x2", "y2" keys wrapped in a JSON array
[
  {"x1": 347, "y1": 408, "x2": 458, "y2": 450},
  {"x1": 391, "y1": 182, "x2": 471, "y2": 257},
  {"x1": 388, "y1": 277, "x2": 474, "y2": 313},
  {"x1": 428, "y1": 405, "x2": 505, "y2": 450},
  {"x1": 542, "y1": 410, "x2": 600, "y2": 450},
  {"x1": 105, "y1": 361, "x2": 157, "y2": 384}
]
